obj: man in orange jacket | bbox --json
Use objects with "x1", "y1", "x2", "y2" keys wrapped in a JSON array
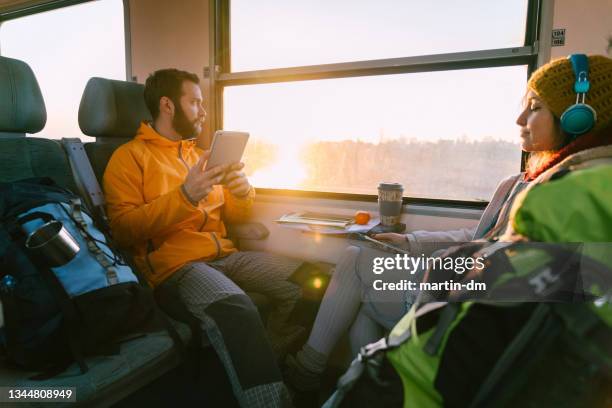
[{"x1": 103, "y1": 69, "x2": 303, "y2": 408}]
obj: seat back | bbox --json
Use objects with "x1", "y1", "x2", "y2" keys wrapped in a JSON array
[
  {"x1": 0, "y1": 56, "x2": 76, "y2": 192},
  {"x1": 78, "y1": 77, "x2": 152, "y2": 183},
  {"x1": 0, "y1": 56, "x2": 46, "y2": 138}
]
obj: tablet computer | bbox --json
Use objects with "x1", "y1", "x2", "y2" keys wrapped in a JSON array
[{"x1": 203, "y1": 130, "x2": 249, "y2": 172}]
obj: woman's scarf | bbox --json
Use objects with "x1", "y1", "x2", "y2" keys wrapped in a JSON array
[{"x1": 525, "y1": 124, "x2": 612, "y2": 181}]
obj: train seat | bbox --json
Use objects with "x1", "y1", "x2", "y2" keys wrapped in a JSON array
[
  {"x1": 78, "y1": 77, "x2": 150, "y2": 183},
  {"x1": 0, "y1": 55, "x2": 190, "y2": 406}
]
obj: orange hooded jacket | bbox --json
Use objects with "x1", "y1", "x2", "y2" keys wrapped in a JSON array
[{"x1": 103, "y1": 122, "x2": 255, "y2": 287}]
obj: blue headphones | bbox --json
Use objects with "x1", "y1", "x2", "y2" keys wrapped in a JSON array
[{"x1": 560, "y1": 54, "x2": 597, "y2": 136}]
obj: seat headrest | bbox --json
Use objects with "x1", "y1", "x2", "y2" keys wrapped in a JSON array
[
  {"x1": 0, "y1": 56, "x2": 46, "y2": 134},
  {"x1": 78, "y1": 77, "x2": 152, "y2": 139}
]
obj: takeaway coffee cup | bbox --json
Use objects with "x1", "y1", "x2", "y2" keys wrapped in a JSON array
[
  {"x1": 25, "y1": 220, "x2": 80, "y2": 267},
  {"x1": 378, "y1": 183, "x2": 404, "y2": 226}
]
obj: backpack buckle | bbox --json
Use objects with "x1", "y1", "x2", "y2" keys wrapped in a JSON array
[{"x1": 358, "y1": 337, "x2": 388, "y2": 361}]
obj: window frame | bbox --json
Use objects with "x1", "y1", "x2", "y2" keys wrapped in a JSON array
[{"x1": 210, "y1": 0, "x2": 543, "y2": 207}]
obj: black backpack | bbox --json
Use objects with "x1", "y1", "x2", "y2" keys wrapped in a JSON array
[
  {"x1": 323, "y1": 242, "x2": 612, "y2": 408},
  {"x1": 0, "y1": 177, "x2": 176, "y2": 377}
]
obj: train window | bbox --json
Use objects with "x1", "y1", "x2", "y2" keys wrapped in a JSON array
[
  {"x1": 225, "y1": 66, "x2": 525, "y2": 201},
  {"x1": 219, "y1": 0, "x2": 538, "y2": 201},
  {"x1": 230, "y1": 0, "x2": 529, "y2": 71},
  {"x1": 0, "y1": 0, "x2": 126, "y2": 141}
]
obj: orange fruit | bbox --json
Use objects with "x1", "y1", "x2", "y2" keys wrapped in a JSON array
[{"x1": 354, "y1": 211, "x2": 371, "y2": 225}]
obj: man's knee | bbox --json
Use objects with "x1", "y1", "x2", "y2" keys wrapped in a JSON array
[{"x1": 207, "y1": 293, "x2": 262, "y2": 326}]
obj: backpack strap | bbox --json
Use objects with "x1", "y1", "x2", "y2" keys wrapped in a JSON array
[
  {"x1": 423, "y1": 303, "x2": 460, "y2": 356},
  {"x1": 64, "y1": 198, "x2": 119, "y2": 286}
]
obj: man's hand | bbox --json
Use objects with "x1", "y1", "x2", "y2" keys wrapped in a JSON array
[
  {"x1": 372, "y1": 233, "x2": 407, "y2": 245},
  {"x1": 182, "y1": 151, "x2": 227, "y2": 203},
  {"x1": 224, "y1": 162, "x2": 252, "y2": 198}
]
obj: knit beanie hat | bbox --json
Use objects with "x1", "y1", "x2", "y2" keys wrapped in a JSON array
[{"x1": 527, "y1": 55, "x2": 612, "y2": 133}]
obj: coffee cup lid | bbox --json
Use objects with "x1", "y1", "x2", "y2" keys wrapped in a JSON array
[{"x1": 378, "y1": 182, "x2": 403, "y2": 191}]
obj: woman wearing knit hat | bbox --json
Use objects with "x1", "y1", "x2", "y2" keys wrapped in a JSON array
[
  {"x1": 500, "y1": 55, "x2": 612, "y2": 253},
  {"x1": 286, "y1": 54, "x2": 612, "y2": 401},
  {"x1": 520, "y1": 54, "x2": 612, "y2": 182}
]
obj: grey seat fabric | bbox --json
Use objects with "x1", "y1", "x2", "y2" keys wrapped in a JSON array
[
  {"x1": 78, "y1": 77, "x2": 152, "y2": 182},
  {"x1": 0, "y1": 326, "x2": 190, "y2": 407},
  {"x1": 0, "y1": 56, "x2": 76, "y2": 191},
  {"x1": 0, "y1": 56, "x2": 46, "y2": 136},
  {"x1": 0, "y1": 57, "x2": 190, "y2": 405},
  {"x1": 0, "y1": 137, "x2": 78, "y2": 192},
  {"x1": 84, "y1": 138, "x2": 132, "y2": 185}
]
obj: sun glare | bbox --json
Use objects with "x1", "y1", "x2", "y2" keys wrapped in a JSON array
[{"x1": 248, "y1": 144, "x2": 307, "y2": 189}]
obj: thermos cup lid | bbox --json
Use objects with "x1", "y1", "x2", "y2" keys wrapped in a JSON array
[{"x1": 378, "y1": 182, "x2": 403, "y2": 191}]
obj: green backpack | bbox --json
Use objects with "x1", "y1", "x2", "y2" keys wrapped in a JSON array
[
  {"x1": 324, "y1": 296, "x2": 611, "y2": 408},
  {"x1": 324, "y1": 165, "x2": 612, "y2": 408}
]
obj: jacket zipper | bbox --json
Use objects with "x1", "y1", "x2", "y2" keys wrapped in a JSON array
[
  {"x1": 179, "y1": 143, "x2": 221, "y2": 258},
  {"x1": 178, "y1": 143, "x2": 189, "y2": 170},
  {"x1": 199, "y1": 210, "x2": 208, "y2": 231}
]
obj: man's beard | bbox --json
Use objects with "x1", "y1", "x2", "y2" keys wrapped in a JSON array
[{"x1": 173, "y1": 105, "x2": 201, "y2": 140}]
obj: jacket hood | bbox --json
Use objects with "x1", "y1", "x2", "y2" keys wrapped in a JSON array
[{"x1": 134, "y1": 121, "x2": 197, "y2": 150}]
